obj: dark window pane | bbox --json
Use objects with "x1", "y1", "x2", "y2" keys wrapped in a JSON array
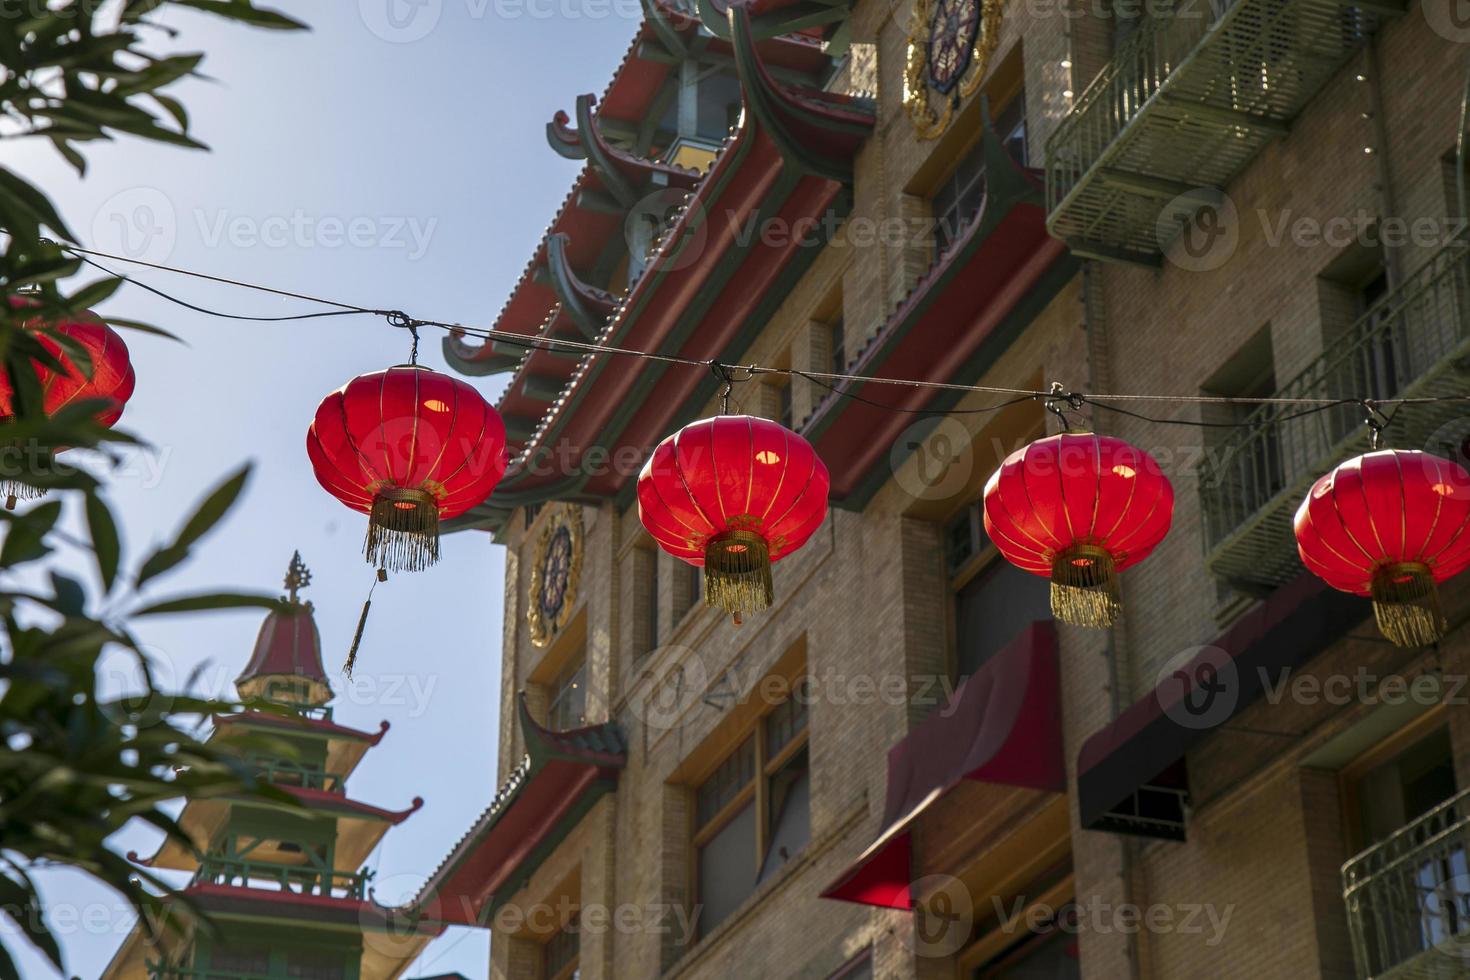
[
  {"x1": 758, "y1": 748, "x2": 810, "y2": 884},
  {"x1": 764, "y1": 694, "x2": 808, "y2": 758},
  {"x1": 829, "y1": 952, "x2": 874, "y2": 980},
  {"x1": 649, "y1": 553, "x2": 661, "y2": 650},
  {"x1": 697, "y1": 801, "x2": 757, "y2": 936},
  {"x1": 546, "y1": 926, "x2": 580, "y2": 978},
  {"x1": 286, "y1": 952, "x2": 346, "y2": 980},
  {"x1": 955, "y1": 557, "x2": 1051, "y2": 681},
  {"x1": 975, "y1": 922, "x2": 1080, "y2": 979},
  {"x1": 830, "y1": 317, "x2": 846, "y2": 376},
  {"x1": 548, "y1": 658, "x2": 587, "y2": 731},
  {"x1": 696, "y1": 737, "x2": 755, "y2": 828},
  {"x1": 213, "y1": 948, "x2": 270, "y2": 973}
]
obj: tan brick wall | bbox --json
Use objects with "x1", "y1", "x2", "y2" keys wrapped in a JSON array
[{"x1": 475, "y1": 5, "x2": 1470, "y2": 980}]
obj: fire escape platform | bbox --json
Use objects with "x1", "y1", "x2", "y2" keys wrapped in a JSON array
[{"x1": 1045, "y1": 0, "x2": 1400, "y2": 264}]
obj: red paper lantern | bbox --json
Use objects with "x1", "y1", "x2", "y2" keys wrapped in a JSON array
[
  {"x1": 0, "y1": 306, "x2": 135, "y2": 422},
  {"x1": 637, "y1": 415, "x2": 830, "y2": 620},
  {"x1": 307, "y1": 365, "x2": 507, "y2": 572},
  {"x1": 1295, "y1": 449, "x2": 1470, "y2": 647},
  {"x1": 983, "y1": 432, "x2": 1174, "y2": 627},
  {"x1": 0, "y1": 303, "x2": 135, "y2": 506}
]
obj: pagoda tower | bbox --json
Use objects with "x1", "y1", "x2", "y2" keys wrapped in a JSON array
[{"x1": 103, "y1": 554, "x2": 444, "y2": 980}]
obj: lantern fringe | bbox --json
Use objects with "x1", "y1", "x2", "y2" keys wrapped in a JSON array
[
  {"x1": 366, "y1": 489, "x2": 440, "y2": 573},
  {"x1": 1050, "y1": 544, "x2": 1121, "y2": 628},
  {"x1": 1, "y1": 481, "x2": 43, "y2": 511},
  {"x1": 1371, "y1": 563, "x2": 1446, "y2": 648},
  {"x1": 704, "y1": 530, "x2": 774, "y2": 621}
]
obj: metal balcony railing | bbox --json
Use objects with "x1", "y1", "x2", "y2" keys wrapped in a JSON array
[
  {"x1": 1045, "y1": 0, "x2": 1399, "y2": 263},
  {"x1": 1344, "y1": 786, "x2": 1470, "y2": 979},
  {"x1": 1198, "y1": 238, "x2": 1470, "y2": 587},
  {"x1": 192, "y1": 855, "x2": 371, "y2": 901},
  {"x1": 149, "y1": 968, "x2": 278, "y2": 980},
  {"x1": 252, "y1": 759, "x2": 343, "y2": 792}
]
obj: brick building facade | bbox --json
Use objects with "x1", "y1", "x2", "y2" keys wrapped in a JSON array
[{"x1": 414, "y1": 0, "x2": 1470, "y2": 976}]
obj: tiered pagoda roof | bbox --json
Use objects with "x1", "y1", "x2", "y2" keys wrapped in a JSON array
[
  {"x1": 102, "y1": 556, "x2": 440, "y2": 980},
  {"x1": 445, "y1": 2, "x2": 872, "y2": 532}
]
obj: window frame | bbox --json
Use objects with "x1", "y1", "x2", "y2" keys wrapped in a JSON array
[
  {"x1": 689, "y1": 690, "x2": 811, "y2": 936},
  {"x1": 543, "y1": 921, "x2": 580, "y2": 980},
  {"x1": 547, "y1": 654, "x2": 588, "y2": 732}
]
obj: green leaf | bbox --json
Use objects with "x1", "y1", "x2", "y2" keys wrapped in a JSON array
[
  {"x1": 100, "y1": 317, "x2": 184, "y2": 343},
  {"x1": 0, "y1": 501, "x2": 62, "y2": 566},
  {"x1": 173, "y1": 0, "x2": 309, "y2": 30},
  {"x1": 86, "y1": 494, "x2": 121, "y2": 592},
  {"x1": 132, "y1": 592, "x2": 281, "y2": 616},
  {"x1": 175, "y1": 463, "x2": 250, "y2": 550}
]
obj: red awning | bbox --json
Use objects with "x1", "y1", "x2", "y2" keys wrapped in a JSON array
[{"x1": 822, "y1": 621, "x2": 1063, "y2": 909}]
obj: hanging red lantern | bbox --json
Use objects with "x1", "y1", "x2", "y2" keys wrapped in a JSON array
[
  {"x1": 1295, "y1": 449, "x2": 1470, "y2": 647},
  {"x1": 637, "y1": 415, "x2": 829, "y2": 621},
  {"x1": 307, "y1": 365, "x2": 507, "y2": 572},
  {"x1": 0, "y1": 302, "x2": 136, "y2": 506},
  {"x1": 983, "y1": 432, "x2": 1174, "y2": 627}
]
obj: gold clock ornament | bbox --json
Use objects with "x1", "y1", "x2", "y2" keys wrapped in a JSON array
[
  {"x1": 527, "y1": 504, "x2": 583, "y2": 648},
  {"x1": 903, "y1": 0, "x2": 1004, "y2": 139}
]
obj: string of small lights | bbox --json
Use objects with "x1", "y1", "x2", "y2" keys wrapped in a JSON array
[{"x1": 56, "y1": 242, "x2": 1470, "y2": 434}]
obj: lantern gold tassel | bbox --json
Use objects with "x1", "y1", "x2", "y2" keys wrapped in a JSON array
[
  {"x1": 366, "y1": 489, "x2": 440, "y2": 573},
  {"x1": 704, "y1": 530, "x2": 773, "y2": 620},
  {"x1": 1050, "y1": 544, "x2": 1121, "y2": 628},
  {"x1": 1, "y1": 482, "x2": 42, "y2": 511},
  {"x1": 1370, "y1": 563, "x2": 1446, "y2": 648}
]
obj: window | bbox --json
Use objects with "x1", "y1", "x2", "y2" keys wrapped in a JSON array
[
  {"x1": 973, "y1": 907, "x2": 1080, "y2": 979},
  {"x1": 693, "y1": 692, "x2": 811, "y2": 937},
  {"x1": 829, "y1": 316, "x2": 846, "y2": 376},
  {"x1": 675, "y1": 565, "x2": 702, "y2": 625},
  {"x1": 778, "y1": 380, "x2": 794, "y2": 430},
  {"x1": 932, "y1": 93, "x2": 1027, "y2": 252},
  {"x1": 547, "y1": 655, "x2": 587, "y2": 731},
  {"x1": 211, "y1": 948, "x2": 270, "y2": 973},
  {"x1": 946, "y1": 500, "x2": 1050, "y2": 682},
  {"x1": 545, "y1": 923, "x2": 580, "y2": 980},
  {"x1": 1342, "y1": 725, "x2": 1465, "y2": 975},
  {"x1": 649, "y1": 552, "x2": 661, "y2": 651},
  {"x1": 828, "y1": 950, "x2": 873, "y2": 980},
  {"x1": 286, "y1": 951, "x2": 346, "y2": 980}
]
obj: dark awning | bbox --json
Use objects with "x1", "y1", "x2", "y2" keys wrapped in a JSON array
[
  {"x1": 1077, "y1": 572, "x2": 1365, "y2": 839},
  {"x1": 822, "y1": 621, "x2": 1063, "y2": 909}
]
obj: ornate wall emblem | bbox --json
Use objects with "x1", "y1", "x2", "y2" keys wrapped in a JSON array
[
  {"x1": 527, "y1": 504, "x2": 583, "y2": 648},
  {"x1": 903, "y1": 0, "x2": 1004, "y2": 139}
]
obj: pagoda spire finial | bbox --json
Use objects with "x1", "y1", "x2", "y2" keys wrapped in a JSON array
[{"x1": 284, "y1": 551, "x2": 312, "y2": 605}]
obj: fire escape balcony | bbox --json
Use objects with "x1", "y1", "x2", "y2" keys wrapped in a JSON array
[
  {"x1": 1198, "y1": 238, "x2": 1470, "y2": 588},
  {"x1": 1344, "y1": 785, "x2": 1470, "y2": 979},
  {"x1": 1044, "y1": 0, "x2": 1400, "y2": 265}
]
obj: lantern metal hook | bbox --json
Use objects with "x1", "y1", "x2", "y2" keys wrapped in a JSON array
[
  {"x1": 1361, "y1": 400, "x2": 1395, "y2": 450},
  {"x1": 1043, "y1": 382, "x2": 1087, "y2": 433}
]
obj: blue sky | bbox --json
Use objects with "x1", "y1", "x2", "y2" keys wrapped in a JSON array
[{"x1": 6, "y1": 2, "x2": 636, "y2": 976}]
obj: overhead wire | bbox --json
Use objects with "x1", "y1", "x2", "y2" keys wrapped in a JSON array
[{"x1": 42, "y1": 242, "x2": 1470, "y2": 435}]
